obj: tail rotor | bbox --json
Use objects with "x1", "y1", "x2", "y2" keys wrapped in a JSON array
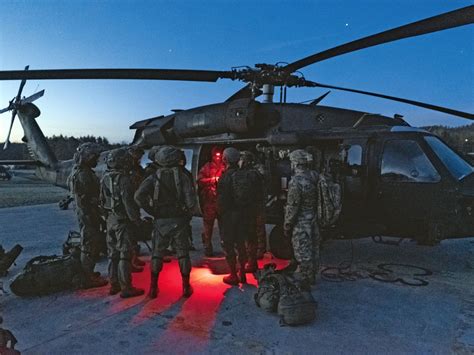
[{"x1": 1, "y1": 66, "x2": 45, "y2": 149}]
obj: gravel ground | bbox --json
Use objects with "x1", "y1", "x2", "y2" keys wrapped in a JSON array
[
  {"x1": 0, "y1": 171, "x2": 68, "y2": 208},
  {"x1": 1, "y1": 201, "x2": 473, "y2": 354}
]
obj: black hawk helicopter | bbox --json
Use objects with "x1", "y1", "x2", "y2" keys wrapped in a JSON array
[{"x1": 0, "y1": 6, "x2": 473, "y2": 255}]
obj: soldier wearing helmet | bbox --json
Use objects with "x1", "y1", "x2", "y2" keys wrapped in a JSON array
[
  {"x1": 100, "y1": 148, "x2": 145, "y2": 298},
  {"x1": 218, "y1": 147, "x2": 263, "y2": 285},
  {"x1": 67, "y1": 142, "x2": 108, "y2": 288},
  {"x1": 197, "y1": 146, "x2": 225, "y2": 256},
  {"x1": 135, "y1": 145, "x2": 197, "y2": 299},
  {"x1": 283, "y1": 149, "x2": 320, "y2": 285},
  {"x1": 238, "y1": 151, "x2": 265, "y2": 272}
]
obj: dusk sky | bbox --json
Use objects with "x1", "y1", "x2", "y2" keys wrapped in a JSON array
[{"x1": 1, "y1": 0, "x2": 472, "y2": 143}]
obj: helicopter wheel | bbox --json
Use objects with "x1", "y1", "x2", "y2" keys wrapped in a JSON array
[{"x1": 268, "y1": 224, "x2": 293, "y2": 260}]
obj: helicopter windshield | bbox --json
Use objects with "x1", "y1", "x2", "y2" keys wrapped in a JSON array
[{"x1": 424, "y1": 136, "x2": 474, "y2": 181}]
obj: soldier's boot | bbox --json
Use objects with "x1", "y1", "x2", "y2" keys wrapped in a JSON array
[
  {"x1": 148, "y1": 273, "x2": 159, "y2": 299},
  {"x1": 223, "y1": 259, "x2": 239, "y2": 285},
  {"x1": 109, "y1": 284, "x2": 121, "y2": 295},
  {"x1": 119, "y1": 258, "x2": 144, "y2": 299},
  {"x1": 121, "y1": 287, "x2": 145, "y2": 298},
  {"x1": 81, "y1": 252, "x2": 108, "y2": 289},
  {"x1": 182, "y1": 275, "x2": 193, "y2": 298}
]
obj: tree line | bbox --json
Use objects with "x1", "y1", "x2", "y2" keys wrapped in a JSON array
[{"x1": 0, "y1": 135, "x2": 122, "y2": 161}]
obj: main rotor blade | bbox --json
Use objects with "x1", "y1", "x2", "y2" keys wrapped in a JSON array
[
  {"x1": 0, "y1": 69, "x2": 234, "y2": 82},
  {"x1": 306, "y1": 81, "x2": 474, "y2": 120},
  {"x1": 20, "y1": 90, "x2": 45, "y2": 104},
  {"x1": 3, "y1": 109, "x2": 17, "y2": 150},
  {"x1": 284, "y1": 6, "x2": 474, "y2": 73}
]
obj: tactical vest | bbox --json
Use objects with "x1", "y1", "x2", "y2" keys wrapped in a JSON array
[
  {"x1": 153, "y1": 167, "x2": 186, "y2": 218},
  {"x1": 101, "y1": 171, "x2": 123, "y2": 213}
]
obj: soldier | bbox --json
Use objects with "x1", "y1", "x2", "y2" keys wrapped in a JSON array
[
  {"x1": 68, "y1": 142, "x2": 108, "y2": 288},
  {"x1": 135, "y1": 146, "x2": 197, "y2": 299},
  {"x1": 238, "y1": 151, "x2": 265, "y2": 272},
  {"x1": 218, "y1": 147, "x2": 263, "y2": 285},
  {"x1": 0, "y1": 317, "x2": 18, "y2": 355},
  {"x1": 283, "y1": 149, "x2": 320, "y2": 285},
  {"x1": 100, "y1": 148, "x2": 145, "y2": 298},
  {"x1": 197, "y1": 146, "x2": 225, "y2": 256}
]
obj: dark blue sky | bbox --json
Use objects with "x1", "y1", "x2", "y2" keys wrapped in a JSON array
[{"x1": 1, "y1": 0, "x2": 472, "y2": 143}]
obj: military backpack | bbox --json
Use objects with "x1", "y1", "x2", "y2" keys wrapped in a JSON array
[
  {"x1": 230, "y1": 169, "x2": 259, "y2": 208},
  {"x1": 10, "y1": 254, "x2": 85, "y2": 296},
  {"x1": 255, "y1": 263, "x2": 317, "y2": 326}
]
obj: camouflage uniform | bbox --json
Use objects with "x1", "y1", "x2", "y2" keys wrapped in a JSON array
[
  {"x1": 197, "y1": 147, "x2": 224, "y2": 256},
  {"x1": 284, "y1": 149, "x2": 320, "y2": 283},
  {"x1": 135, "y1": 146, "x2": 197, "y2": 298},
  {"x1": 100, "y1": 148, "x2": 144, "y2": 298},
  {"x1": 68, "y1": 143, "x2": 107, "y2": 288},
  {"x1": 218, "y1": 147, "x2": 263, "y2": 285}
]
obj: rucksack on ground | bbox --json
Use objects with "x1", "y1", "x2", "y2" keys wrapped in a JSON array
[
  {"x1": 10, "y1": 254, "x2": 85, "y2": 296},
  {"x1": 254, "y1": 263, "x2": 317, "y2": 326}
]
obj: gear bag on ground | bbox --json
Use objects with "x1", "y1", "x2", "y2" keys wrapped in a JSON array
[
  {"x1": 254, "y1": 263, "x2": 317, "y2": 326},
  {"x1": 10, "y1": 254, "x2": 85, "y2": 296}
]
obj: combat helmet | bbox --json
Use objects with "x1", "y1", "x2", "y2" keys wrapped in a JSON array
[
  {"x1": 148, "y1": 146, "x2": 162, "y2": 161},
  {"x1": 106, "y1": 148, "x2": 131, "y2": 169},
  {"x1": 155, "y1": 145, "x2": 181, "y2": 167},
  {"x1": 74, "y1": 142, "x2": 102, "y2": 165},
  {"x1": 289, "y1": 149, "x2": 309, "y2": 165},
  {"x1": 222, "y1": 147, "x2": 240, "y2": 164}
]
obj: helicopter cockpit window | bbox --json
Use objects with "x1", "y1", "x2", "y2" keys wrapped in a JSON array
[
  {"x1": 381, "y1": 140, "x2": 440, "y2": 183},
  {"x1": 424, "y1": 136, "x2": 473, "y2": 181},
  {"x1": 347, "y1": 145, "x2": 362, "y2": 166}
]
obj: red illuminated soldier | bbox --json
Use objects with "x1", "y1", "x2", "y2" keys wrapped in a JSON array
[{"x1": 197, "y1": 146, "x2": 225, "y2": 256}]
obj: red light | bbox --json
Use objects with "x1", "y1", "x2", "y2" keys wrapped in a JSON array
[{"x1": 215, "y1": 153, "x2": 221, "y2": 157}]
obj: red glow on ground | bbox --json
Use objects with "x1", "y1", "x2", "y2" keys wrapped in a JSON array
[{"x1": 73, "y1": 253, "x2": 290, "y2": 351}]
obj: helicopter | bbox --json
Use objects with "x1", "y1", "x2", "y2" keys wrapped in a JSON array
[{"x1": 0, "y1": 6, "x2": 473, "y2": 256}]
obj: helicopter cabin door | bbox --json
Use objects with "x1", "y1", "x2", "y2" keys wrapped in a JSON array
[{"x1": 372, "y1": 136, "x2": 443, "y2": 237}]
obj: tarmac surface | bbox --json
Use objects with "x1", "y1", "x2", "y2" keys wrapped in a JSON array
[{"x1": 1, "y1": 202, "x2": 473, "y2": 354}]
